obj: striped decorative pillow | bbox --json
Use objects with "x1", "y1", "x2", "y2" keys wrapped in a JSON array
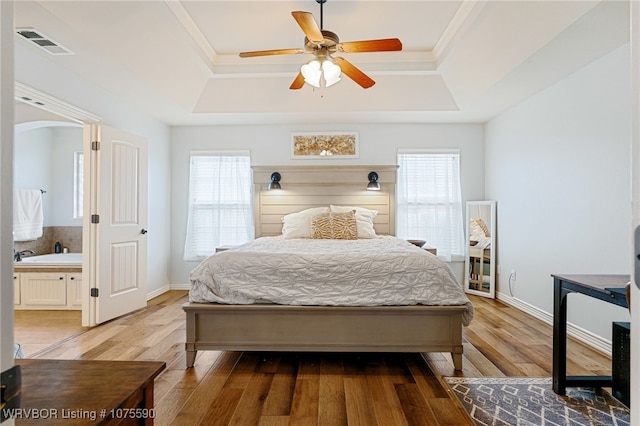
[
  {"x1": 311, "y1": 210, "x2": 357, "y2": 240},
  {"x1": 471, "y1": 218, "x2": 490, "y2": 237},
  {"x1": 475, "y1": 218, "x2": 491, "y2": 237}
]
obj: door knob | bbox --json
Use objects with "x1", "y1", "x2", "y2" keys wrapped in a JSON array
[{"x1": 140, "y1": 228, "x2": 148, "y2": 235}]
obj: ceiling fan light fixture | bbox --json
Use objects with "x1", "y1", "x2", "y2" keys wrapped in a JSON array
[
  {"x1": 322, "y1": 60, "x2": 341, "y2": 87},
  {"x1": 300, "y1": 58, "x2": 341, "y2": 89},
  {"x1": 301, "y1": 60, "x2": 322, "y2": 88}
]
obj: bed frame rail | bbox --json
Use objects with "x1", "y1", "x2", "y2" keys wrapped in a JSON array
[{"x1": 183, "y1": 302, "x2": 465, "y2": 370}]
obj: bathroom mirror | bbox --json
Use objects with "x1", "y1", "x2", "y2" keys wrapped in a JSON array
[{"x1": 464, "y1": 201, "x2": 496, "y2": 298}]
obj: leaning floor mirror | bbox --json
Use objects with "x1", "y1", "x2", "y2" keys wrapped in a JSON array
[{"x1": 464, "y1": 201, "x2": 496, "y2": 298}]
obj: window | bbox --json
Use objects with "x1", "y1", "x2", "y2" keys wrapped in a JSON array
[
  {"x1": 184, "y1": 152, "x2": 254, "y2": 261},
  {"x1": 396, "y1": 150, "x2": 464, "y2": 260},
  {"x1": 73, "y1": 151, "x2": 83, "y2": 219}
]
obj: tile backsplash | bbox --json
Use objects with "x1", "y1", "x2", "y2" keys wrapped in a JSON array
[{"x1": 14, "y1": 226, "x2": 82, "y2": 256}]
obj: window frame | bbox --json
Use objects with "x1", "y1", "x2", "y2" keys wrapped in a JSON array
[
  {"x1": 183, "y1": 150, "x2": 254, "y2": 261},
  {"x1": 396, "y1": 149, "x2": 465, "y2": 261}
]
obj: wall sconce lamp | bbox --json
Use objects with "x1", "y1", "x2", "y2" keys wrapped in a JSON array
[
  {"x1": 268, "y1": 172, "x2": 282, "y2": 190},
  {"x1": 366, "y1": 172, "x2": 380, "y2": 191}
]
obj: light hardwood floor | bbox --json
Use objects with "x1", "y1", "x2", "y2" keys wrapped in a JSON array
[
  {"x1": 14, "y1": 291, "x2": 612, "y2": 425},
  {"x1": 14, "y1": 309, "x2": 87, "y2": 357}
]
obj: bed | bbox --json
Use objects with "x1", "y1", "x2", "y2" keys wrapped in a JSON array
[{"x1": 182, "y1": 165, "x2": 474, "y2": 370}]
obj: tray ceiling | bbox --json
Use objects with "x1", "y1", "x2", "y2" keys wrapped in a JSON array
[{"x1": 13, "y1": 1, "x2": 630, "y2": 125}]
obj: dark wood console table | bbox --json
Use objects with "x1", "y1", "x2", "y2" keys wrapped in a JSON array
[
  {"x1": 14, "y1": 359, "x2": 165, "y2": 425},
  {"x1": 552, "y1": 274, "x2": 629, "y2": 395}
]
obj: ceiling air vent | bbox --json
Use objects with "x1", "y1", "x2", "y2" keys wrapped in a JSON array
[{"x1": 16, "y1": 28, "x2": 74, "y2": 55}]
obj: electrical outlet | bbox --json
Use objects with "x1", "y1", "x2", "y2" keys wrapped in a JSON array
[{"x1": 510, "y1": 270, "x2": 516, "y2": 281}]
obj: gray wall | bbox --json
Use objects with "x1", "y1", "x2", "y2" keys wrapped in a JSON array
[{"x1": 485, "y1": 43, "x2": 632, "y2": 341}]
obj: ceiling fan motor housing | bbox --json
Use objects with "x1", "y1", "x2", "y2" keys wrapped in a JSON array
[{"x1": 305, "y1": 30, "x2": 339, "y2": 53}]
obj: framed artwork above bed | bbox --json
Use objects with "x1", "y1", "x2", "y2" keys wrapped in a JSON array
[{"x1": 291, "y1": 132, "x2": 358, "y2": 158}]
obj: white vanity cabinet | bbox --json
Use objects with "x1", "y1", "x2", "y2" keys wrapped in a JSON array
[
  {"x1": 67, "y1": 273, "x2": 83, "y2": 307},
  {"x1": 14, "y1": 271, "x2": 82, "y2": 310}
]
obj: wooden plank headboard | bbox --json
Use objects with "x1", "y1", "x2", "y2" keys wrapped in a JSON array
[{"x1": 252, "y1": 165, "x2": 397, "y2": 237}]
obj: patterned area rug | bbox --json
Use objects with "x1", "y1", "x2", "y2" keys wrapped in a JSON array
[{"x1": 445, "y1": 377, "x2": 630, "y2": 426}]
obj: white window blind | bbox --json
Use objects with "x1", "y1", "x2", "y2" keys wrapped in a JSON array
[
  {"x1": 396, "y1": 150, "x2": 465, "y2": 260},
  {"x1": 184, "y1": 152, "x2": 254, "y2": 261}
]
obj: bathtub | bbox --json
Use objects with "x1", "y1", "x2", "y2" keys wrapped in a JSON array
[
  {"x1": 14, "y1": 253, "x2": 83, "y2": 311},
  {"x1": 18, "y1": 253, "x2": 83, "y2": 265}
]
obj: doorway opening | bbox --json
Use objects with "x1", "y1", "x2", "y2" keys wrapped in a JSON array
[
  {"x1": 12, "y1": 84, "x2": 99, "y2": 358},
  {"x1": 13, "y1": 82, "x2": 150, "y2": 354}
]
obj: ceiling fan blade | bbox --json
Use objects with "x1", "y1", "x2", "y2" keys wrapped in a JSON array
[
  {"x1": 334, "y1": 57, "x2": 375, "y2": 89},
  {"x1": 337, "y1": 38, "x2": 403, "y2": 53},
  {"x1": 292, "y1": 11, "x2": 323, "y2": 43},
  {"x1": 290, "y1": 72, "x2": 305, "y2": 90},
  {"x1": 239, "y1": 48, "x2": 305, "y2": 58}
]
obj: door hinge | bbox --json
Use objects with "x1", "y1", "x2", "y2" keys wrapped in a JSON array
[
  {"x1": 91, "y1": 214, "x2": 100, "y2": 224},
  {"x1": 91, "y1": 141, "x2": 100, "y2": 151},
  {"x1": 90, "y1": 288, "x2": 99, "y2": 298}
]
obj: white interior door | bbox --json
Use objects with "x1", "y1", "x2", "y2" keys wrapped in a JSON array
[{"x1": 92, "y1": 125, "x2": 148, "y2": 324}]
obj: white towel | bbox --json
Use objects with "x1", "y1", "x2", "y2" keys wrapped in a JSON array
[{"x1": 13, "y1": 189, "x2": 43, "y2": 241}]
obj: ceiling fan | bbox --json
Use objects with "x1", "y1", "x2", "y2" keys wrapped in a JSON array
[{"x1": 238, "y1": 0, "x2": 402, "y2": 90}]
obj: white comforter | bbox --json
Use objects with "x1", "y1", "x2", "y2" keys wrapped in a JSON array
[{"x1": 189, "y1": 236, "x2": 474, "y2": 325}]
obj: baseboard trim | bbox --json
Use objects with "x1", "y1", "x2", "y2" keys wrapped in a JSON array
[
  {"x1": 147, "y1": 285, "x2": 170, "y2": 301},
  {"x1": 170, "y1": 283, "x2": 191, "y2": 291},
  {"x1": 496, "y1": 291, "x2": 611, "y2": 357},
  {"x1": 147, "y1": 284, "x2": 191, "y2": 302},
  {"x1": 147, "y1": 284, "x2": 191, "y2": 301}
]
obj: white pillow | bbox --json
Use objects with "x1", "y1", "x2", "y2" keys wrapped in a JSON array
[
  {"x1": 281, "y1": 207, "x2": 330, "y2": 239},
  {"x1": 330, "y1": 205, "x2": 377, "y2": 238}
]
